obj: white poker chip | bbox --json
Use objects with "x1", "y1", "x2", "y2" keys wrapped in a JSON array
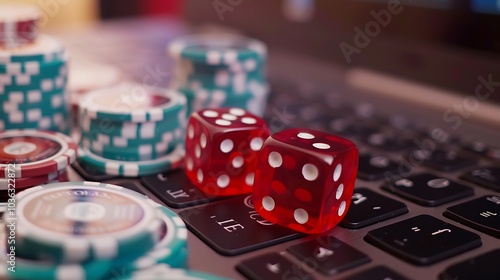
[{"x1": 14, "y1": 181, "x2": 164, "y2": 263}]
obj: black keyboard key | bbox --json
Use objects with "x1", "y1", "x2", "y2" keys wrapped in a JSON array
[
  {"x1": 357, "y1": 154, "x2": 404, "y2": 181},
  {"x1": 115, "y1": 181, "x2": 146, "y2": 196},
  {"x1": 141, "y1": 169, "x2": 225, "y2": 208},
  {"x1": 422, "y1": 127, "x2": 458, "y2": 145},
  {"x1": 461, "y1": 141, "x2": 490, "y2": 157},
  {"x1": 412, "y1": 149, "x2": 477, "y2": 172},
  {"x1": 287, "y1": 236, "x2": 371, "y2": 275},
  {"x1": 444, "y1": 195, "x2": 500, "y2": 238},
  {"x1": 340, "y1": 266, "x2": 409, "y2": 280},
  {"x1": 340, "y1": 188, "x2": 408, "y2": 229},
  {"x1": 462, "y1": 142, "x2": 500, "y2": 163},
  {"x1": 72, "y1": 160, "x2": 118, "y2": 181},
  {"x1": 328, "y1": 117, "x2": 380, "y2": 139},
  {"x1": 439, "y1": 249, "x2": 500, "y2": 280},
  {"x1": 178, "y1": 195, "x2": 301, "y2": 256},
  {"x1": 365, "y1": 215, "x2": 482, "y2": 266},
  {"x1": 237, "y1": 252, "x2": 314, "y2": 280},
  {"x1": 383, "y1": 173, "x2": 474, "y2": 206},
  {"x1": 461, "y1": 167, "x2": 500, "y2": 192},
  {"x1": 365, "y1": 132, "x2": 415, "y2": 152}
]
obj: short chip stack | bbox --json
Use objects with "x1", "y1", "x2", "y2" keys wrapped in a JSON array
[
  {"x1": 0, "y1": 4, "x2": 70, "y2": 134},
  {"x1": 168, "y1": 34, "x2": 270, "y2": 117},
  {"x1": 0, "y1": 4, "x2": 39, "y2": 48},
  {"x1": 0, "y1": 130, "x2": 75, "y2": 194},
  {"x1": 0, "y1": 181, "x2": 190, "y2": 280},
  {"x1": 77, "y1": 83, "x2": 187, "y2": 177}
]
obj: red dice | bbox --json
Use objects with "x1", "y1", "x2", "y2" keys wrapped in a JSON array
[
  {"x1": 185, "y1": 108, "x2": 271, "y2": 196},
  {"x1": 252, "y1": 128, "x2": 359, "y2": 234}
]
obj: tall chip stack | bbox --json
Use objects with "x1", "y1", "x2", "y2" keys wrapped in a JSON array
[
  {"x1": 77, "y1": 83, "x2": 187, "y2": 177},
  {"x1": 0, "y1": 4, "x2": 70, "y2": 134},
  {"x1": 167, "y1": 34, "x2": 270, "y2": 117}
]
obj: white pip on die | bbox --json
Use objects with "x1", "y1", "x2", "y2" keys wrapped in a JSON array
[{"x1": 184, "y1": 108, "x2": 270, "y2": 196}]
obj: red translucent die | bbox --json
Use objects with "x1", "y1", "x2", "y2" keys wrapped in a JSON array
[
  {"x1": 184, "y1": 108, "x2": 270, "y2": 196},
  {"x1": 253, "y1": 128, "x2": 358, "y2": 234}
]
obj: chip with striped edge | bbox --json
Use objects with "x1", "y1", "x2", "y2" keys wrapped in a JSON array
[
  {"x1": 0, "y1": 222, "x2": 113, "y2": 280},
  {"x1": 111, "y1": 205, "x2": 188, "y2": 275},
  {"x1": 0, "y1": 34, "x2": 65, "y2": 64},
  {"x1": 76, "y1": 144, "x2": 185, "y2": 177},
  {"x1": 80, "y1": 127, "x2": 183, "y2": 149},
  {"x1": 0, "y1": 112, "x2": 71, "y2": 131},
  {"x1": 172, "y1": 67, "x2": 265, "y2": 94},
  {"x1": 111, "y1": 264, "x2": 230, "y2": 280},
  {"x1": 80, "y1": 138, "x2": 177, "y2": 162},
  {"x1": 168, "y1": 34, "x2": 267, "y2": 66},
  {"x1": 178, "y1": 83, "x2": 269, "y2": 117},
  {"x1": 173, "y1": 56, "x2": 264, "y2": 75},
  {"x1": 0, "y1": 130, "x2": 76, "y2": 178},
  {"x1": 0, "y1": 3, "x2": 40, "y2": 48},
  {"x1": 0, "y1": 54, "x2": 68, "y2": 76},
  {"x1": 0, "y1": 169, "x2": 68, "y2": 190},
  {"x1": 79, "y1": 83, "x2": 187, "y2": 123},
  {"x1": 14, "y1": 181, "x2": 164, "y2": 263},
  {"x1": 79, "y1": 114, "x2": 185, "y2": 140}
]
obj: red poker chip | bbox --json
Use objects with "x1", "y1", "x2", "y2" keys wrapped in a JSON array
[
  {"x1": 0, "y1": 170, "x2": 68, "y2": 191},
  {"x1": 0, "y1": 130, "x2": 77, "y2": 178},
  {"x1": 0, "y1": 4, "x2": 40, "y2": 47}
]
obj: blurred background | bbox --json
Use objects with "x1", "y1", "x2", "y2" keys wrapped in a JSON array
[
  {"x1": 2, "y1": 0, "x2": 182, "y2": 28},
  {"x1": 2, "y1": 0, "x2": 499, "y2": 104}
]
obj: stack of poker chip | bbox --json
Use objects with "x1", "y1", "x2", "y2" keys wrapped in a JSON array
[
  {"x1": 0, "y1": 130, "x2": 75, "y2": 196},
  {"x1": 0, "y1": 181, "x2": 191, "y2": 280},
  {"x1": 0, "y1": 4, "x2": 39, "y2": 48},
  {"x1": 77, "y1": 83, "x2": 187, "y2": 177},
  {"x1": 0, "y1": 4, "x2": 70, "y2": 133},
  {"x1": 168, "y1": 34, "x2": 270, "y2": 117}
]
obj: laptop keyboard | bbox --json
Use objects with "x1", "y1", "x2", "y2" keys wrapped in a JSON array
[{"x1": 69, "y1": 77, "x2": 500, "y2": 279}]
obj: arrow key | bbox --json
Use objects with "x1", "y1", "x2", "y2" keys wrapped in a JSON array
[
  {"x1": 287, "y1": 236, "x2": 371, "y2": 275},
  {"x1": 340, "y1": 188, "x2": 408, "y2": 229}
]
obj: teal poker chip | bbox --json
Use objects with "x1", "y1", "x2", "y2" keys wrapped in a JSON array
[
  {"x1": 2, "y1": 90, "x2": 68, "y2": 112},
  {"x1": 14, "y1": 181, "x2": 164, "y2": 263},
  {"x1": 0, "y1": 55, "x2": 68, "y2": 75},
  {"x1": 0, "y1": 67, "x2": 68, "y2": 92},
  {"x1": 80, "y1": 138, "x2": 178, "y2": 162},
  {"x1": 112, "y1": 206, "x2": 188, "y2": 275},
  {"x1": 80, "y1": 127, "x2": 183, "y2": 149},
  {"x1": 0, "y1": 115, "x2": 70, "y2": 132},
  {"x1": 110, "y1": 264, "x2": 230, "y2": 280},
  {"x1": 172, "y1": 70, "x2": 265, "y2": 95},
  {"x1": 0, "y1": 35, "x2": 65, "y2": 64},
  {"x1": 177, "y1": 82, "x2": 270, "y2": 117},
  {"x1": 0, "y1": 223, "x2": 113, "y2": 280},
  {"x1": 79, "y1": 83, "x2": 187, "y2": 123},
  {"x1": 168, "y1": 34, "x2": 267, "y2": 66},
  {"x1": 177, "y1": 87, "x2": 251, "y2": 116},
  {"x1": 80, "y1": 113, "x2": 185, "y2": 139},
  {"x1": 175, "y1": 57, "x2": 265, "y2": 75},
  {"x1": 0, "y1": 72, "x2": 68, "y2": 91},
  {"x1": 77, "y1": 144, "x2": 185, "y2": 177},
  {"x1": 80, "y1": 129, "x2": 182, "y2": 162},
  {"x1": 0, "y1": 108, "x2": 69, "y2": 130},
  {"x1": 0, "y1": 121, "x2": 69, "y2": 132}
]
